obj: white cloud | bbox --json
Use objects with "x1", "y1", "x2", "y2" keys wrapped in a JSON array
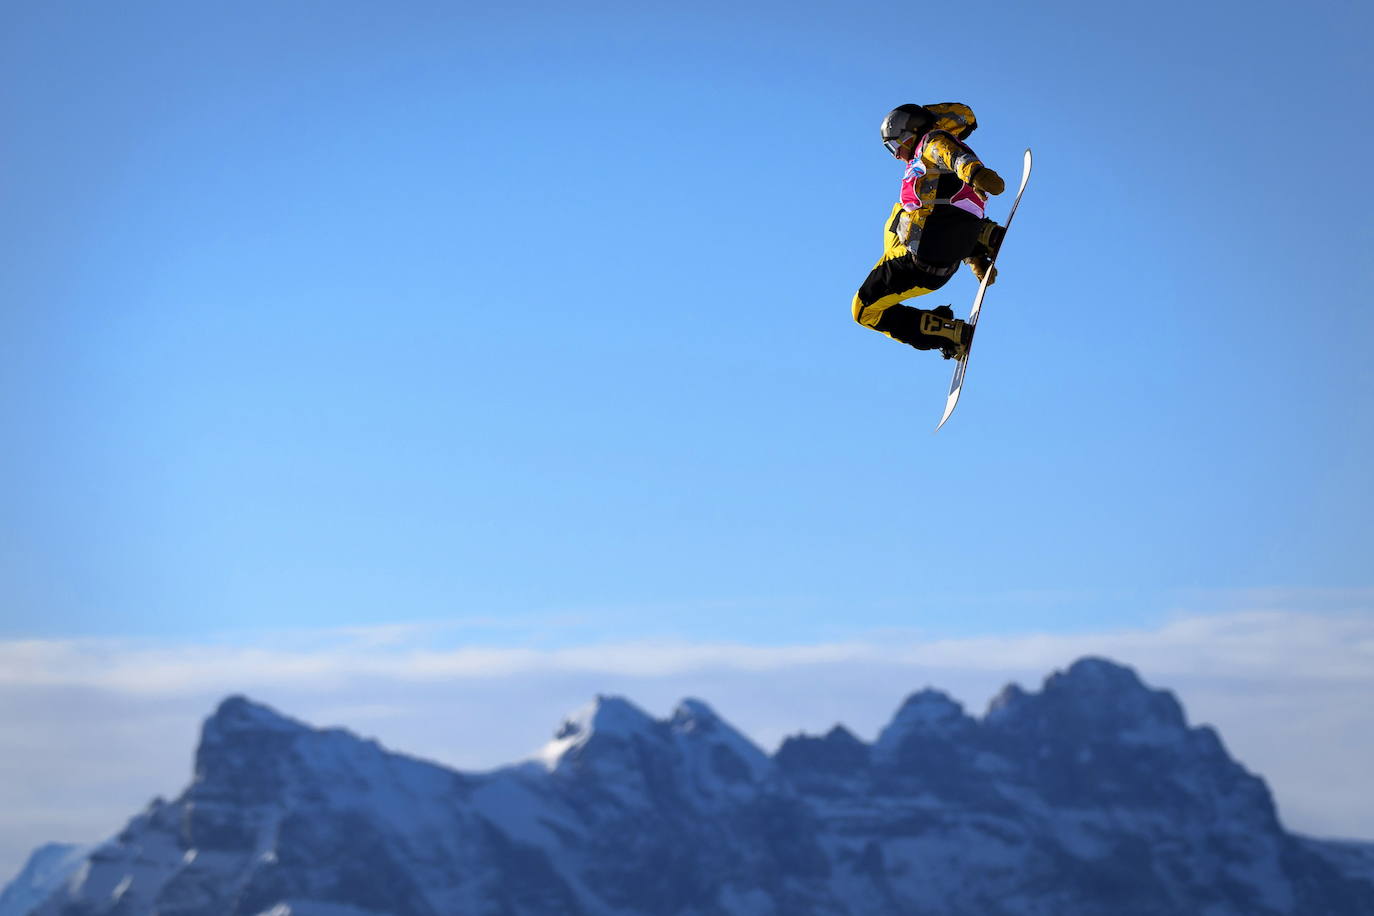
[
  {"x1": 5, "y1": 609, "x2": 1369, "y2": 688},
  {"x1": 2, "y1": 608, "x2": 1373, "y2": 884}
]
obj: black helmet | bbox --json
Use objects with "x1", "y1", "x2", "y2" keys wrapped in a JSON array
[{"x1": 880, "y1": 104, "x2": 935, "y2": 156}]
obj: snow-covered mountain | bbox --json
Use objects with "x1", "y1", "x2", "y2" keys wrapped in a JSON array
[
  {"x1": 0, "y1": 845, "x2": 88, "y2": 916},
  {"x1": 8, "y1": 657, "x2": 1374, "y2": 915}
]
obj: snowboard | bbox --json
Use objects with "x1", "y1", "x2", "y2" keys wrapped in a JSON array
[{"x1": 935, "y1": 148, "x2": 1033, "y2": 431}]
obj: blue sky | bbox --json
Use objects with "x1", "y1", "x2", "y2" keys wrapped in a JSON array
[
  {"x1": 2, "y1": 0, "x2": 1373, "y2": 876},
  {"x1": 4, "y1": 0, "x2": 1368, "y2": 642}
]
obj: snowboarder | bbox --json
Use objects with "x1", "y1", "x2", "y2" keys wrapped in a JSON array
[{"x1": 852, "y1": 103, "x2": 1007, "y2": 359}]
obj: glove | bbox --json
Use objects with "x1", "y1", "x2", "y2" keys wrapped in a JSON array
[
  {"x1": 965, "y1": 255, "x2": 997, "y2": 286},
  {"x1": 970, "y1": 166, "x2": 1005, "y2": 196}
]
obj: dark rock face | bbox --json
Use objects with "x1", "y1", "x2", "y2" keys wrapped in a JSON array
[
  {"x1": 13, "y1": 658, "x2": 1374, "y2": 916},
  {"x1": 776, "y1": 725, "x2": 870, "y2": 786}
]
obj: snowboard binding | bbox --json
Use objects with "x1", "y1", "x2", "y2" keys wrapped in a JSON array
[
  {"x1": 921, "y1": 306, "x2": 973, "y2": 360},
  {"x1": 974, "y1": 218, "x2": 1005, "y2": 258}
]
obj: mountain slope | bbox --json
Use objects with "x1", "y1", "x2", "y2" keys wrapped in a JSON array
[{"x1": 0, "y1": 845, "x2": 88, "y2": 916}]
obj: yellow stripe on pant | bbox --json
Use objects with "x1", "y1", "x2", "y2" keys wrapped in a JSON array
[
  {"x1": 852, "y1": 247, "x2": 946, "y2": 348},
  {"x1": 852, "y1": 284, "x2": 938, "y2": 340}
]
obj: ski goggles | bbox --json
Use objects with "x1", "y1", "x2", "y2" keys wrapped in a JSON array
[{"x1": 883, "y1": 132, "x2": 919, "y2": 158}]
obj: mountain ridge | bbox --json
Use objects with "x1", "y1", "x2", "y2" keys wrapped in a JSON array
[{"x1": 7, "y1": 657, "x2": 1374, "y2": 916}]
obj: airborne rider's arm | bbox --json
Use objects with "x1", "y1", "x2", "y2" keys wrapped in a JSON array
[{"x1": 920, "y1": 130, "x2": 1005, "y2": 196}]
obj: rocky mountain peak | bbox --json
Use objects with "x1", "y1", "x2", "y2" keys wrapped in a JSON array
[
  {"x1": 872, "y1": 688, "x2": 973, "y2": 767},
  {"x1": 537, "y1": 694, "x2": 659, "y2": 770},
  {"x1": 879, "y1": 688, "x2": 968, "y2": 732},
  {"x1": 669, "y1": 697, "x2": 721, "y2": 731},
  {"x1": 1044, "y1": 656, "x2": 1176, "y2": 719},
  {"x1": 205, "y1": 696, "x2": 308, "y2": 736},
  {"x1": 670, "y1": 697, "x2": 771, "y2": 788},
  {"x1": 0, "y1": 844, "x2": 88, "y2": 916},
  {"x1": 984, "y1": 657, "x2": 1187, "y2": 740},
  {"x1": 1056, "y1": 655, "x2": 1148, "y2": 688},
  {"x1": 584, "y1": 694, "x2": 656, "y2": 731},
  {"x1": 192, "y1": 697, "x2": 311, "y2": 806},
  {"x1": 984, "y1": 681, "x2": 1030, "y2": 722},
  {"x1": 775, "y1": 725, "x2": 870, "y2": 782}
]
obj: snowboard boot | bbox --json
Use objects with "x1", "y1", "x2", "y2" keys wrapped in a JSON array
[
  {"x1": 974, "y1": 218, "x2": 1005, "y2": 259},
  {"x1": 920, "y1": 306, "x2": 973, "y2": 360},
  {"x1": 872, "y1": 303, "x2": 971, "y2": 357}
]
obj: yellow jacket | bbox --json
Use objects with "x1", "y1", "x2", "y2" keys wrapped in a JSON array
[{"x1": 887, "y1": 103, "x2": 989, "y2": 253}]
